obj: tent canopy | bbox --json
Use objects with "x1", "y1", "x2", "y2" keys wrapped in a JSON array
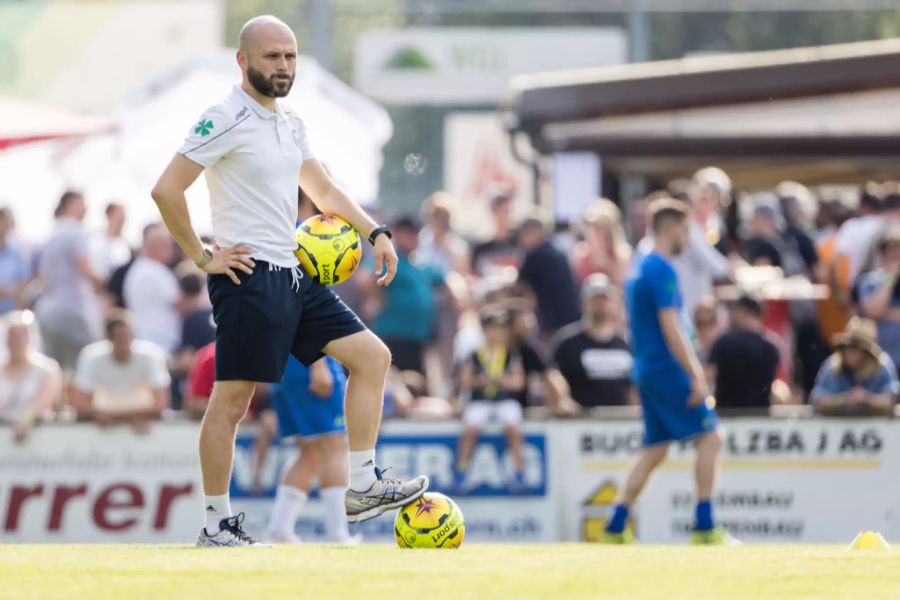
[
  {"x1": 0, "y1": 51, "x2": 392, "y2": 244},
  {"x1": 0, "y1": 95, "x2": 113, "y2": 150}
]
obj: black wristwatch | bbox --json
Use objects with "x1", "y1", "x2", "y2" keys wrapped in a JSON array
[
  {"x1": 195, "y1": 248, "x2": 213, "y2": 269},
  {"x1": 368, "y1": 225, "x2": 392, "y2": 246}
]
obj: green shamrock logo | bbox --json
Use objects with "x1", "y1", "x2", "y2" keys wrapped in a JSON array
[{"x1": 193, "y1": 119, "x2": 214, "y2": 136}]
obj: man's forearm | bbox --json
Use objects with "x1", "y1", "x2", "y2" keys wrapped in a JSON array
[
  {"x1": 865, "y1": 394, "x2": 895, "y2": 414},
  {"x1": 314, "y1": 187, "x2": 379, "y2": 239},
  {"x1": 151, "y1": 191, "x2": 205, "y2": 264},
  {"x1": 672, "y1": 334, "x2": 704, "y2": 381},
  {"x1": 813, "y1": 395, "x2": 847, "y2": 413},
  {"x1": 661, "y1": 323, "x2": 703, "y2": 380}
]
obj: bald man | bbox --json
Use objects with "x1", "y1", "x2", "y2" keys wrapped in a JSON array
[{"x1": 151, "y1": 15, "x2": 428, "y2": 547}]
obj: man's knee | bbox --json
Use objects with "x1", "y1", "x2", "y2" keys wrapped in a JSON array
[
  {"x1": 207, "y1": 381, "x2": 255, "y2": 425},
  {"x1": 697, "y1": 429, "x2": 724, "y2": 454},
  {"x1": 348, "y1": 338, "x2": 391, "y2": 378},
  {"x1": 645, "y1": 444, "x2": 669, "y2": 467}
]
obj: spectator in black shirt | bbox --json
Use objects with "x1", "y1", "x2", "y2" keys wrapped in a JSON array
[
  {"x1": 707, "y1": 295, "x2": 782, "y2": 409},
  {"x1": 550, "y1": 274, "x2": 633, "y2": 409},
  {"x1": 516, "y1": 215, "x2": 581, "y2": 337}
]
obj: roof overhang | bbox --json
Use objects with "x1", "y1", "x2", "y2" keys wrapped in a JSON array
[{"x1": 507, "y1": 39, "x2": 900, "y2": 185}]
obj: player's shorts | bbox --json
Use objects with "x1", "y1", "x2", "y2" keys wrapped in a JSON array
[
  {"x1": 208, "y1": 260, "x2": 365, "y2": 383},
  {"x1": 463, "y1": 399, "x2": 523, "y2": 427},
  {"x1": 637, "y1": 365, "x2": 718, "y2": 447},
  {"x1": 271, "y1": 356, "x2": 347, "y2": 439}
]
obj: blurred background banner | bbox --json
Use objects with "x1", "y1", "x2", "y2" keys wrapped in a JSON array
[
  {"x1": 0, "y1": 0, "x2": 224, "y2": 111},
  {"x1": 2, "y1": 419, "x2": 897, "y2": 543},
  {"x1": 354, "y1": 27, "x2": 626, "y2": 105}
]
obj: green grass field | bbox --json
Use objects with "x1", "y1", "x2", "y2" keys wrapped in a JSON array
[{"x1": 1, "y1": 544, "x2": 897, "y2": 600}]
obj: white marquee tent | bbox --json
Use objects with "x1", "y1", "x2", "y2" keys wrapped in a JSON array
[{"x1": 0, "y1": 51, "x2": 393, "y2": 245}]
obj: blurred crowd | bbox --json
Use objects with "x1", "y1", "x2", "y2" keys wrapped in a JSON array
[{"x1": 2, "y1": 168, "x2": 900, "y2": 447}]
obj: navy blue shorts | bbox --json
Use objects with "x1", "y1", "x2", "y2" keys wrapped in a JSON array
[
  {"x1": 272, "y1": 355, "x2": 347, "y2": 439},
  {"x1": 637, "y1": 365, "x2": 718, "y2": 446},
  {"x1": 207, "y1": 261, "x2": 366, "y2": 383}
]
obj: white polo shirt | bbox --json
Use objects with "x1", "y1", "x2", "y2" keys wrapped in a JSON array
[
  {"x1": 178, "y1": 85, "x2": 315, "y2": 267},
  {"x1": 73, "y1": 340, "x2": 171, "y2": 413}
]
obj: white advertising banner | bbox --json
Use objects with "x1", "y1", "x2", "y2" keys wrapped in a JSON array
[
  {"x1": 2, "y1": 419, "x2": 898, "y2": 543},
  {"x1": 354, "y1": 28, "x2": 627, "y2": 105},
  {"x1": 0, "y1": 423, "x2": 202, "y2": 542},
  {"x1": 554, "y1": 419, "x2": 900, "y2": 543}
]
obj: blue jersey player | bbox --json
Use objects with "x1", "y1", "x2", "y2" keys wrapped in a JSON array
[
  {"x1": 266, "y1": 355, "x2": 359, "y2": 544},
  {"x1": 603, "y1": 198, "x2": 733, "y2": 545}
]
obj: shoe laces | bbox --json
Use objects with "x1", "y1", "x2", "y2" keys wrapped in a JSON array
[
  {"x1": 222, "y1": 512, "x2": 256, "y2": 544},
  {"x1": 374, "y1": 465, "x2": 402, "y2": 486}
]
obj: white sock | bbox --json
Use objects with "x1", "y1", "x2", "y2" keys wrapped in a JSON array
[
  {"x1": 267, "y1": 485, "x2": 308, "y2": 537},
  {"x1": 321, "y1": 486, "x2": 351, "y2": 541},
  {"x1": 203, "y1": 494, "x2": 232, "y2": 534},
  {"x1": 348, "y1": 449, "x2": 377, "y2": 492}
]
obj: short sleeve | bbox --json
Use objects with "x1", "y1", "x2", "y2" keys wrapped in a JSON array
[
  {"x1": 648, "y1": 258, "x2": 679, "y2": 310},
  {"x1": 858, "y1": 271, "x2": 885, "y2": 302},
  {"x1": 64, "y1": 229, "x2": 89, "y2": 260},
  {"x1": 811, "y1": 359, "x2": 841, "y2": 402},
  {"x1": 12, "y1": 248, "x2": 27, "y2": 283},
  {"x1": 72, "y1": 349, "x2": 96, "y2": 392},
  {"x1": 292, "y1": 115, "x2": 315, "y2": 161},
  {"x1": 548, "y1": 334, "x2": 566, "y2": 370},
  {"x1": 520, "y1": 343, "x2": 547, "y2": 374},
  {"x1": 873, "y1": 359, "x2": 900, "y2": 396},
  {"x1": 517, "y1": 254, "x2": 536, "y2": 287},
  {"x1": 143, "y1": 344, "x2": 172, "y2": 389},
  {"x1": 178, "y1": 105, "x2": 240, "y2": 168}
]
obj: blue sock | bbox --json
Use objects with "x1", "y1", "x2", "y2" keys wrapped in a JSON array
[
  {"x1": 695, "y1": 499, "x2": 714, "y2": 531},
  {"x1": 605, "y1": 504, "x2": 629, "y2": 534}
]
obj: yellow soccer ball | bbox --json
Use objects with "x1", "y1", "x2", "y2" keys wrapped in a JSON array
[
  {"x1": 394, "y1": 492, "x2": 465, "y2": 549},
  {"x1": 295, "y1": 214, "x2": 362, "y2": 285}
]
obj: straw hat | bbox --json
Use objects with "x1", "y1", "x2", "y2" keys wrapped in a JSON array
[{"x1": 832, "y1": 317, "x2": 882, "y2": 361}]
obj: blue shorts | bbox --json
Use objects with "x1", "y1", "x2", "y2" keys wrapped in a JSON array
[
  {"x1": 637, "y1": 366, "x2": 718, "y2": 446},
  {"x1": 208, "y1": 261, "x2": 365, "y2": 383},
  {"x1": 272, "y1": 355, "x2": 347, "y2": 439}
]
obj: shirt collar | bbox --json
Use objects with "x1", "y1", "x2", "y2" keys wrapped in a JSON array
[{"x1": 233, "y1": 85, "x2": 283, "y2": 120}]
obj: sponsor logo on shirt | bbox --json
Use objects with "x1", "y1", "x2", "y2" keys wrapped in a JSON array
[
  {"x1": 235, "y1": 106, "x2": 249, "y2": 120},
  {"x1": 193, "y1": 119, "x2": 214, "y2": 137},
  {"x1": 580, "y1": 349, "x2": 633, "y2": 379}
]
